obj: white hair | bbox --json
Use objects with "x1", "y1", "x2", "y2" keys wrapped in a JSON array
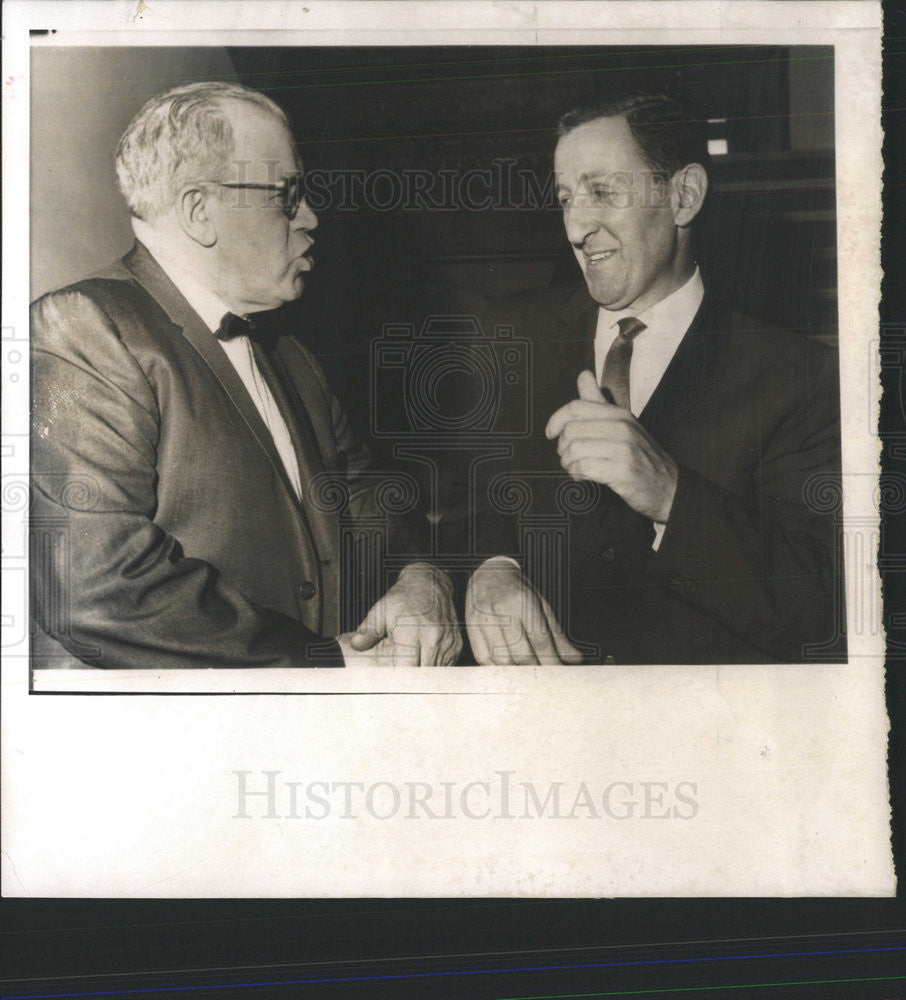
[{"x1": 114, "y1": 81, "x2": 292, "y2": 222}]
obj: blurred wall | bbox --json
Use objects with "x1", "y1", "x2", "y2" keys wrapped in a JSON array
[{"x1": 30, "y1": 47, "x2": 238, "y2": 299}]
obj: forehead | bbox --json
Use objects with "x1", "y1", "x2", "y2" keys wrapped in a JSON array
[
  {"x1": 219, "y1": 100, "x2": 299, "y2": 179},
  {"x1": 554, "y1": 115, "x2": 648, "y2": 181}
]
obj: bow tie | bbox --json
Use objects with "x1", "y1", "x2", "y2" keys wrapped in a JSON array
[
  {"x1": 215, "y1": 312, "x2": 280, "y2": 350},
  {"x1": 215, "y1": 312, "x2": 257, "y2": 342}
]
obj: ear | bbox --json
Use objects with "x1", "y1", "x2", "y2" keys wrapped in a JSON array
[
  {"x1": 175, "y1": 185, "x2": 217, "y2": 248},
  {"x1": 670, "y1": 163, "x2": 708, "y2": 228}
]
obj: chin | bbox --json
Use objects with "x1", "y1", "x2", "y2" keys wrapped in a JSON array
[{"x1": 586, "y1": 281, "x2": 627, "y2": 310}]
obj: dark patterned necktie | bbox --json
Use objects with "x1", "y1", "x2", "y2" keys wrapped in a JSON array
[{"x1": 600, "y1": 316, "x2": 646, "y2": 410}]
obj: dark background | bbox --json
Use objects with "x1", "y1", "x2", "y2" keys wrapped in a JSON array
[
  {"x1": 32, "y1": 44, "x2": 837, "y2": 462},
  {"x1": 14, "y1": 36, "x2": 903, "y2": 1000},
  {"x1": 236, "y1": 44, "x2": 838, "y2": 457}
]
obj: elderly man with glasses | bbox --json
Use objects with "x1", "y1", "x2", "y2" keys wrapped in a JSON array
[{"x1": 30, "y1": 81, "x2": 460, "y2": 669}]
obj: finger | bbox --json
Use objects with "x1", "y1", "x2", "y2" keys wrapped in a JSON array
[
  {"x1": 350, "y1": 599, "x2": 386, "y2": 650},
  {"x1": 545, "y1": 402, "x2": 574, "y2": 440},
  {"x1": 436, "y1": 631, "x2": 462, "y2": 667},
  {"x1": 557, "y1": 424, "x2": 626, "y2": 460},
  {"x1": 557, "y1": 412, "x2": 634, "y2": 450},
  {"x1": 519, "y1": 594, "x2": 566, "y2": 664},
  {"x1": 554, "y1": 636, "x2": 584, "y2": 663},
  {"x1": 349, "y1": 628, "x2": 382, "y2": 650},
  {"x1": 484, "y1": 622, "x2": 516, "y2": 665},
  {"x1": 418, "y1": 637, "x2": 439, "y2": 667},
  {"x1": 562, "y1": 456, "x2": 617, "y2": 484},
  {"x1": 443, "y1": 631, "x2": 464, "y2": 666},
  {"x1": 560, "y1": 437, "x2": 622, "y2": 467},
  {"x1": 504, "y1": 627, "x2": 541, "y2": 665},
  {"x1": 375, "y1": 638, "x2": 397, "y2": 667},
  {"x1": 415, "y1": 625, "x2": 448, "y2": 666},
  {"x1": 577, "y1": 369, "x2": 606, "y2": 403},
  {"x1": 524, "y1": 617, "x2": 562, "y2": 664},
  {"x1": 391, "y1": 638, "x2": 420, "y2": 667},
  {"x1": 498, "y1": 595, "x2": 540, "y2": 664},
  {"x1": 467, "y1": 620, "x2": 493, "y2": 665},
  {"x1": 546, "y1": 399, "x2": 622, "y2": 440},
  {"x1": 538, "y1": 595, "x2": 584, "y2": 664}
]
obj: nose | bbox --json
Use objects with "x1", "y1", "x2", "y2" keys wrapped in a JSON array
[
  {"x1": 292, "y1": 198, "x2": 318, "y2": 232},
  {"x1": 563, "y1": 194, "x2": 602, "y2": 248}
]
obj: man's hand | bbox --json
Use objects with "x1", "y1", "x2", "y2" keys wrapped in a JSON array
[
  {"x1": 336, "y1": 632, "x2": 400, "y2": 666},
  {"x1": 347, "y1": 563, "x2": 461, "y2": 666},
  {"x1": 545, "y1": 370, "x2": 678, "y2": 523},
  {"x1": 465, "y1": 558, "x2": 583, "y2": 665}
]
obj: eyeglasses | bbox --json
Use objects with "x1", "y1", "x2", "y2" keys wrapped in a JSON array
[{"x1": 197, "y1": 171, "x2": 307, "y2": 220}]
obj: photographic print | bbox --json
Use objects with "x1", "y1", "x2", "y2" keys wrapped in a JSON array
[{"x1": 1, "y1": 1, "x2": 892, "y2": 897}]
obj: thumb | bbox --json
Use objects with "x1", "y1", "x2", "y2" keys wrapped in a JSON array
[
  {"x1": 350, "y1": 600, "x2": 386, "y2": 650},
  {"x1": 539, "y1": 594, "x2": 584, "y2": 664},
  {"x1": 577, "y1": 369, "x2": 606, "y2": 403},
  {"x1": 552, "y1": 632, "x2": 584, "y2": 664}
]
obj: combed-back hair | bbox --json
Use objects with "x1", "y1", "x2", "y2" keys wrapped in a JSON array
[
  {"x1": 115, "y1": 81, "x2": 292, "y2": 221},
  {"x1": 556, "y1": 89, "x2": 710, "y2": 177}
]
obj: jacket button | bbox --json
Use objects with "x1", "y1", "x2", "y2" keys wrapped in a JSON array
[
  {"x1": 298, "y1": 581, "x2": 316, "y2": 600},
  {"x1": 668, "y1": 572, "x2": 683, "y2": 587},
  {"x1": 601, "y1": 546, "x2": 616, "y2": 563},
  {"x1": 604, "y1": 654, "x2": 617, "y2": 664},
  {"x1": 685, "y1": 579, "x2": 699, "y2": 593}
]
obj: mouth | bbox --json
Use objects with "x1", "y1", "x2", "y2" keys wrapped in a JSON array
[{"x1": 584, "y1": 249, "x2": 618, "y2": 266}]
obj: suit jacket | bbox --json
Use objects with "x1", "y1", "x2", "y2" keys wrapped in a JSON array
[
  {"x1": 476, "y1": 279, "x2": 844, "y2": 663},
  {"x1": 30, "y1": 242, "x2": 405, "y2": 669}
]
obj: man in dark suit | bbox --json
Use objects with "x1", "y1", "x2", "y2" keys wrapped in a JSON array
[
  {"x1": 465, "y1": 90, "x2": 842, "y2": 664},
  {"x1": 30, "y1": 81, "x2": 460, "y2": 669}
]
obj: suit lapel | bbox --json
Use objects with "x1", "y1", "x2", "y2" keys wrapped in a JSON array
[
  {"x1": 251, "y1": 341, "x2": 327, "y2": 490},
  {"x1": 637, "y1": 291, "x2": 732, "y2": 442},
  {"x1": 123, "y1": 243, "x2": 310, "y2": 506},
  {"x1": 551, "y1": 282, "x2": 730, "y2": 541},
  {"x1": 552, "y1": 280, "x2": 731, "y2": 436}
]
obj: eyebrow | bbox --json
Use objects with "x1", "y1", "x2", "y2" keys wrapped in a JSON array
[{"x1": 556, "y1": 172, "x2": 620, "y2": 193}]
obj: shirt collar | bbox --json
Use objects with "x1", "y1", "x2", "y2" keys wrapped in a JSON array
[
  {"x1": 599, "y1": 266, "x2": 704, "y2": 339},
  {"x1": 132, "y1": 219, "x2": 234, "y2": 334}
]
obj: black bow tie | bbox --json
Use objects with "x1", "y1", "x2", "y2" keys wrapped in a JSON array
[
  {"x1": 215, "y1": 311, "x2": 281, "y2": 351},
  {"x1": 215, "y1": 312, "x2": 257, "y2": 342}
]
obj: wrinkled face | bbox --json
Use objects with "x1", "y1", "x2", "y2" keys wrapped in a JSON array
[
  {"x1": 554, "y1": 115, "x2": 686, "y2": 313},
  {"x1": 207, "y1": 103, "x2": 317, "y2": 313}
]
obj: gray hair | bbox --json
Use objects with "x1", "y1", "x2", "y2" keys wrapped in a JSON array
[{"x1": 115, "y1": 81, "x2": 292, "y2": 221}]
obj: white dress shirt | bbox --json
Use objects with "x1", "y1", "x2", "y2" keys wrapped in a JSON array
[
  {"x1": 594, "y1": 267, "x2": 705, "y2": 548},
  {"x1": 133, "y1": 224, "x2": 303, "y2": 501},
  {"x1": 594, "y1": 267, "x2": 705, "y2": 415}
]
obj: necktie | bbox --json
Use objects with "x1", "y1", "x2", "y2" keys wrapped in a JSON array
[
  {"x1": 216, "y1": 312, "x2": 256, "y2": 342},
  {"x1": 217, "y1": 311, "x2": 280, "y2": 351},
  {"x1": 600, "y1": 316, "x2": 646, "y2": 411}
]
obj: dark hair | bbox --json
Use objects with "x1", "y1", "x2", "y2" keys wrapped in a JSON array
[{"x1": 556, "y1": 90, "x2": 710, "y2": 177}]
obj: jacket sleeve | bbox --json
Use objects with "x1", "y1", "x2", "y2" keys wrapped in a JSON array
[
  {"x1": 649, "y1": 349, "x2": 843, "y2": 661},
  {"x1": 31, "y1": 291, "x2": 342, "y2": 669}
]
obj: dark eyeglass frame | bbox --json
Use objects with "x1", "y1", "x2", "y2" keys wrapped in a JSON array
[{"x1": 196, "y1": 171, "x2": 306, "y2": 220}]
